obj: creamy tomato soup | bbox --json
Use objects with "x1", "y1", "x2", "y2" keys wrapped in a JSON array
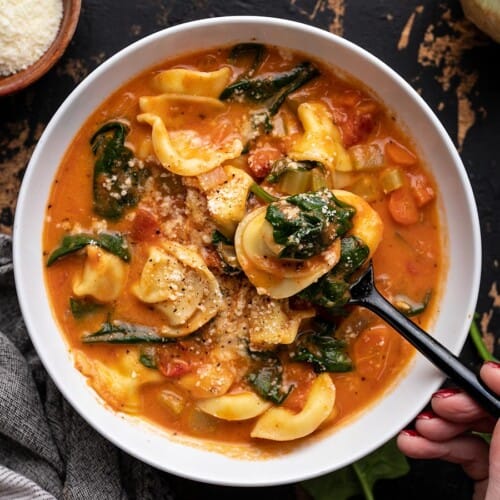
[{"x1": 43, "y1": 44, "x2": 443, "y2": 450}]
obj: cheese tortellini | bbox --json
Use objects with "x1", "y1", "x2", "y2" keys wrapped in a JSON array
[
  {"x1": 289, "y1": 102, "x2": 352, "y2": 173},
  {"x1": 137, "y1": 112, "x2": 243, "y2": 176},
  {"x1": 234, "y1": 205, "x2": 342, "y2": 299},
  {"x1": 205, "y1": 165, "x2": 255, "y2": 238},
  {"x1": 132, "y1": 241, "x2": 222, "y2": 337},
  {"x1": 73, "y1": 348, "x2": 163, "y2": 414},
  {"x1": 333, "y1": 189, "x2": 383, "y2": 258},
  {"x1": 72, "y1": 245, "x2": 128, "y2": 302},
  {"x1": 249, "y1": 295, "x2": 314, "y2": 347},
  {"x1": 251, "y1": 373, "x2": 336, "y2": 441},
  {"x1": 152, "y1": 67, "x2": 232, "y2": 97},
  {"x1": 197, "y1": 391, "x2": 272, "y2": 421}
]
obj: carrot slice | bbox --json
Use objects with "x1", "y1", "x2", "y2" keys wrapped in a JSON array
[
  {"x1": 385, "y1": 141, "x2": 417, "y2": 166},
  {"x1": 388, "y1": 186, "x2": 420, "y2": 225}
]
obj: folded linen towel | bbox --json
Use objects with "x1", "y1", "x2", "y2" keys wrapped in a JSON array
[{"x1": 0, "y1": 234, "x2": 175, "y2": 500}]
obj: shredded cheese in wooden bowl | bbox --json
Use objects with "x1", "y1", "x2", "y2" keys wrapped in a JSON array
[{"x1": 0, "y1": 0, "x2": 81, "y2": 96}]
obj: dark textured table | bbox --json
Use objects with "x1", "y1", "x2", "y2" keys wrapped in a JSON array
[{"x1": 1, "y1": 1, "x2": 499, "y2": 499}]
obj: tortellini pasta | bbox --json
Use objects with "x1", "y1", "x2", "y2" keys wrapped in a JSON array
[
  {"x1": 234, "y1": 206, "x2": 342, "y2": 299},
  {"x1": 132, "y1": 241, "x2": 222, "y2": 337},
  {"x1": 249, "y1": 295, "x2": 314, "y2": 346},
  {"x1": 72, "y1": 245, "x2": 128, "y2": 302},
  {"x1": 137, "y1": 112, "x2": 243, "y2": 176},
  {"x1": 205, "y1": 165, "x2": 255, "y2": 238},
  {"x1": 152, "y1": 67, "x2": 232, "y2": 97},
  {"x1": 333, "y1": 189, "x2": 383, "y2": 258},
  {"x1": 73, "y1": 348, "x2": 163, "y2": 414},
  {"x1": 251, "y1": 373, "x2": 336, "y2": 441},
  {"x1": 197, "y1": 391, "x2": 272, "y2": 421},
  {"x1": 289, "y1": 102, "x2": 352, "y2": 173}
]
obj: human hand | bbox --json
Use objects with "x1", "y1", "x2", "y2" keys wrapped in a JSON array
[{"x1": 397, "y1": 361, "x2": 500, "y2": 500}]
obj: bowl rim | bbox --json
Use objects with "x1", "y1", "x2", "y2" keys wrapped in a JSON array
[
  {"x1": 0, "y1": 0, "x2": 81, "y2": 97},
  {"x1": 13, "y1": 15, "x2": 482, "y2": 486}
]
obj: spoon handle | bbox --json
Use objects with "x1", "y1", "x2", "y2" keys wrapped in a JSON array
[{"x1": 354, "y1": 286, "x2": 500, "y2": 419}]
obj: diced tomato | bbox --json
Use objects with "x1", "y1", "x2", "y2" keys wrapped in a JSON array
[
  {"x1": 247, "y1": 142, "x2": 284, "y2": 179},
  {"x1": 385, "y1": 140, "x2": 417, "y2": 166},
  {"x1": 388, "y1": 185, "x2": 420, "y2": 225},
  {"x1": 340, "y1": 112, "x2": 375, "y2": 148},
  {"x1": 408, "y1": 170, "x2": 435, "y2": 207},
  {"x1": 130, "y1": 209, "x2": 161, "y2": 242}
]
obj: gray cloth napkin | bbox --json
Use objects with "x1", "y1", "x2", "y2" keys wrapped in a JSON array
[{"x1": 0, "y1": 234, "x2": 176, "y2": 500}]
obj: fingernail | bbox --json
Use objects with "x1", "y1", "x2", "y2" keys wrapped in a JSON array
[
  {"x1": 401, "y1": 429, "x2": 420, "y2": 437},
  {"x1": 416, "y1": 411, "x2": 436, "y2": 420},
  {"x1": 484, "y1": 361, "x2": 500, "y2": 369},
  {"x1": 432, "y1": 388, "x2": 461, "y2": 399}
]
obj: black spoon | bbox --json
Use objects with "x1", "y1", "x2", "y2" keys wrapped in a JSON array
[{"x1": 349, "y1": 262, "x2": 500, "y2": 418}]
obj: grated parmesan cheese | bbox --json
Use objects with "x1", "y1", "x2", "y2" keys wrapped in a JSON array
[{"x1": 0, "y1": 0, "x2": 63, "y2": 76}]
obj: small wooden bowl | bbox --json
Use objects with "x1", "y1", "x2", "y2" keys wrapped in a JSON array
[{"x1": 0, "y1": 0, "x2": 81, "y2": 97}]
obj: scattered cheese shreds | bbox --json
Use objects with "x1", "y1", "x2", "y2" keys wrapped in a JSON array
[{"x1": 0, "y1": 0, "x2": 63, "y2": 76}]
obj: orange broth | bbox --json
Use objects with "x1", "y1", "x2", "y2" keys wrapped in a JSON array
[{"x1": 43, "y1": 44, "x2": 443, "y2": 451}]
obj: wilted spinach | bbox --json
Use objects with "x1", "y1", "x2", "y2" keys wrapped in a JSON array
[
  {"x1": 91, "y1": 121, "x2": 149, "y2": 219},
  {"x1": 246, "y1": 349, "x2": 292, "y2": 404},
  {"x1": 265, "y1": 188, "x2": 355, "y2": 260},
  {"x1": 82, "y1": 320, "x2": 174, "y2": 344},
  {"x1": 46, "y1": 232, "x2": 130, "y2": 266},
  {"x1": 211, "y1": 230, "x2": 241, "y2": 275},
  {"x1": 69, "y1": 297, "x2": 103, "y2": 318},
  {"x1": 291, "y1": 320, "x2": 352, "y2": 373},
  {"x1": 299, "y1": 236, "x2": 369, "y2": 310},
  {"x1": 220, "y1": 61, "x2": 320, "y2": 117}
]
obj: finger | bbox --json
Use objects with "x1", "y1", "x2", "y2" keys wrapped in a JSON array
[
  {"x1": 397, "y1": 430, "x2": 490, "y2": 481},
  {"x1": 479, "y1": 361, "x2": 500, "y2": 395},
  {"x1": 415, "y1": 411, "x2": 494, "y2": 439},
  {"x1": 486, "y1": 419, "x2": 500, "y2": 500},
  {"x1": 431, "y1": 388, "x2": 494, "y2": 426},
  {"x1": 415, "y1": 412, "x2": 470, "y2": 440}
]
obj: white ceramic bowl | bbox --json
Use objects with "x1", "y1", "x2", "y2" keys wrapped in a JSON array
[{"x1": 13, "y1": 16, "x2": 481, "y2": 486}]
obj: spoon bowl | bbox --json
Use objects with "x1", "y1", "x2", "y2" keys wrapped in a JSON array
[{"x1": 349, "y1": 263, "x2": 500, "y2": 418}]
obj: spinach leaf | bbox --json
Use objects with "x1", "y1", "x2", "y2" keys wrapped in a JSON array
[
  {"x1": 302, "y1": 438, "x2": 410, "y2": 500},
  {"x1": 228, "y1": 43, "x2": 266, "y2": 78},
  {"x1": 82, "y1": 320, "x2": 174, "y2": 344},
  {"x1": 265, "y1": 158, "x2": 323, "y2": 184},
  {"x1": 139, "y1": 346, "x2": 158, "y2": 369},
  {"x1": 292, "y1": 320, "x2": 352, "y2": 373},
  {"x1": 91, "y1": 121, "x2": 148, "y2": 219},
  {"x1": 47, "y1": 232, "x2": 130, "y2": 266},
  {"x1": 265, "y1": 189, "x2": 355, "y2": 259},
  {"x1": 69, "y1": 297, "x2": 103, "y2": 318},
  {"x1": 250, "y1": 183, "x2": 278, "y2": 203},
  {"x1": 211, "y1": 230, "x2": 241, "y2": 275},
  {"x1": 299, "y1": 236, "x2": 369, "y2": 310},
  {"x1": 220, "y1": 61, "x2": 320, "y2": 116},
  {"x1": 246, "y1": 350, "x2": 292, "y2": 404}
]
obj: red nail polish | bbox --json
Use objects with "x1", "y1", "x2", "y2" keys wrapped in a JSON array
[
  {"x1": 485, "y1": 361, "x2": 500, "y2": 369},
  {"x1": 416, "y1": 411, "x2": 435, "y2": 420},
  {"x1": 432, "y1": 388, "x2": 461, "y2": 399},
  {"x1": 401, "y1": 429, "x2": 420, "y2": 437}
]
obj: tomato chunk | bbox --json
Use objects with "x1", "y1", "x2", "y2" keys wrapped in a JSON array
[
  {"x1": 247, "y1": 142, "x2": 284, "y2": 179},
  {"x1": 130, "y1": 209, "x2": 161, "y2": 242}
]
